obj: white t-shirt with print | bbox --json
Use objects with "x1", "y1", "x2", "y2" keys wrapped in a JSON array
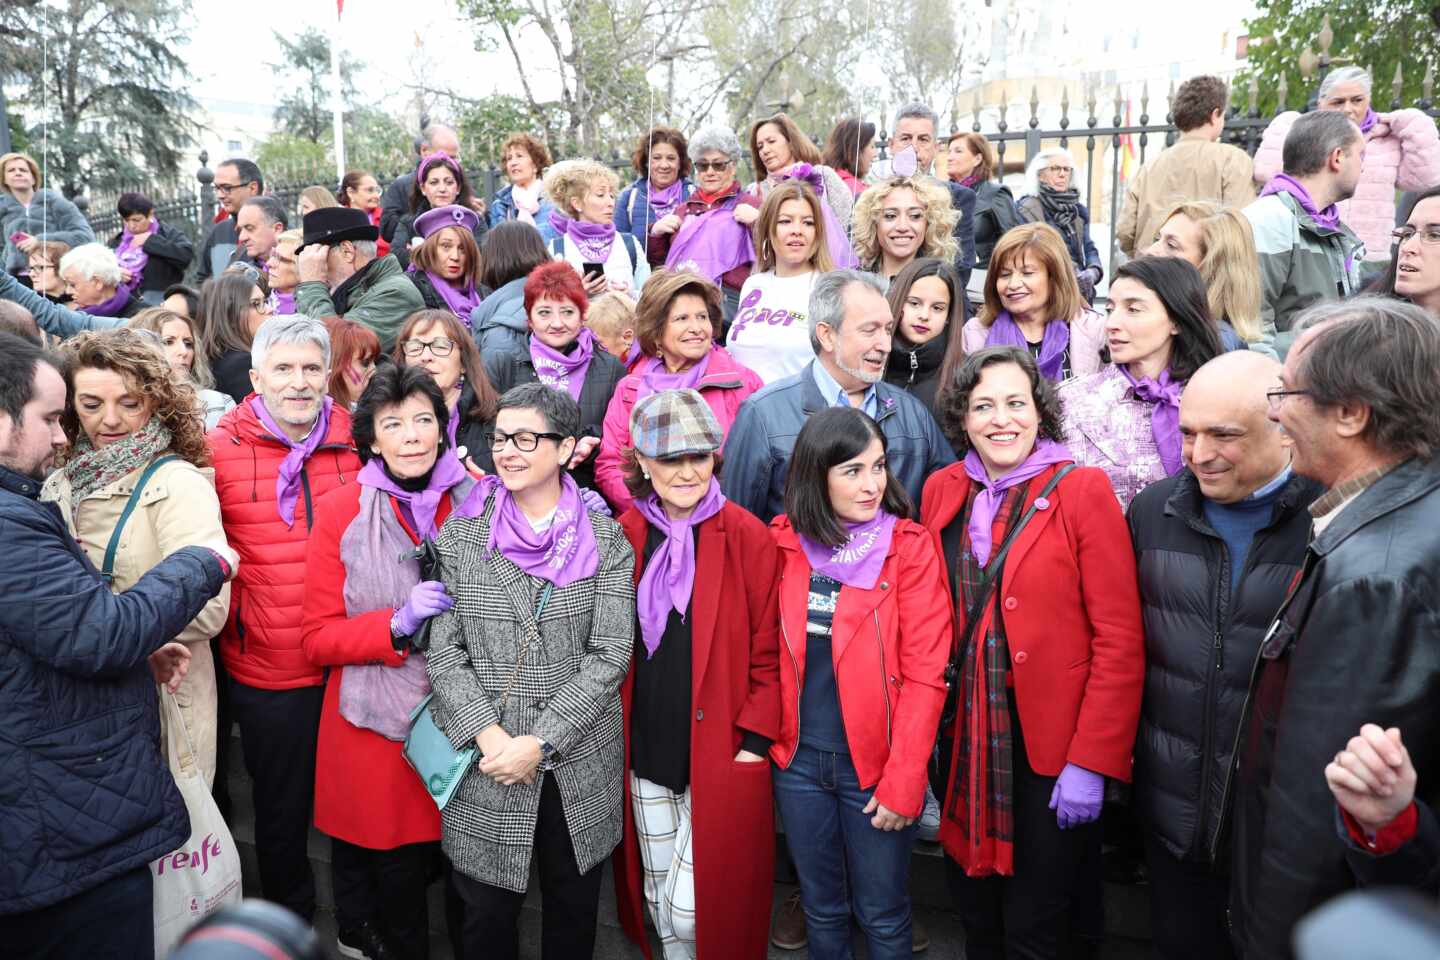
[{"x1": 726, "y1": 270, "x2": 819, "y2": 384}]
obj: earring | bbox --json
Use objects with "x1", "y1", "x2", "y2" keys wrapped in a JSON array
[{"x1": 642, "y1": 469, "x2": 651, "y2": 479}]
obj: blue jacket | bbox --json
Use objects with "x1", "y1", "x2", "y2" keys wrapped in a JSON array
[
  {"x1": 0, "y1": 463, "x2": 229, "y2": 913},
  {"x1": 0, "y1": 189, "x2": 96, "y2": 276},
  {"x1": 0, "y1": 270, "x2": 125, "y2": 339},
  {"x1": 613, "y1": 177, "x2": 695, "y2": 249},
  {"x1": 488, "y1": 184, "x2": 557, "y2": 240},
  {"x1": 719, "y1": 360, "x2": 957, "y2": 523}
]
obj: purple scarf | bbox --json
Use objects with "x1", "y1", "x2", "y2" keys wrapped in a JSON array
[
  {"x1": 531, "y1": 327, "x2": 596, "y2": 401},
  {"x1": 634, "y1": 481, "x2": 726, "y2": 658},
  {"x1": 80, "y1": 285, "x2": 134, "y2": 317},
  {"x1": 249, "y1": 394, "x2": 335, "y2": 527},
  {"x1": 958, "y1": 173, "x2": 982, "y2": 189},
  {"x1": 635, "y1": 350, "x2": 712, "y2": 404},
  {"x1": 985, "y1": 311, "x2": 1071, "y2": 381},
  {"x1": 455, "y1": 474, "x2": 600, "y2": 588},
  {"x1": 798, "y1": 510, "x2": 898, "y2": 590},
  {"x1": 548, "y1": 211, "x2": 617, "y2": 263},
  {"x1": 1119, "y1": 365, "x2": 1184, "y2": 475},
  {"x1": 269, "y1": 288, "x2": 296, "y2": 315},
  {"x1": 412, "y1": 263, "x2": 482, "y2": 326},
  {"x1": 357, "y1": 451, "x2": 468, "y2": 541},
  {"x1": 646, "y1": 178, "x2": 685, "y2": 219},
  {"x1": 961, "y1": 439, "x2": 1073, "y2": 565},
  {"x1": 114, "y1": 218, "x2": 153, "y2": 295},
  {"x1": 1260, "y1": 173, "x2": 1341, "y2": 232},
  {"x1": 1359, "y1": 108, "x2": 1379, "y2": 134},
  {"x1": 778, "y1": 164, "x2": 860, "y2": 269},
  {"x1": 665, "y1": 202, "x2": 756, "y2": 283}
]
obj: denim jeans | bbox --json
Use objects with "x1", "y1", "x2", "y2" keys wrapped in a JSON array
[{"x1": 773, "y1": 745, "x2": 917, "y2": 960}]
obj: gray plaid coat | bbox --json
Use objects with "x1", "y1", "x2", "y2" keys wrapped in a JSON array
[{"x1": 426, "y1": 497, "x2": 636, "y2": 892}]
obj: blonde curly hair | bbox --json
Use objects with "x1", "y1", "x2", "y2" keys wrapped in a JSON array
[
  {"x1": 56, "y1": 328, "x2": 211, "y2": 468},
  {"x1": 543, "y1": 159, "x2": 621, "y2": 220},
  {"x1": 851, "y1": 176, "x2": 959, "y2": 270}
]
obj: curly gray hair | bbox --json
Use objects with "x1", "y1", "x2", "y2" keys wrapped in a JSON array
[{"x1": 687, "y1": 125, "x2": 743, "y2": 164}]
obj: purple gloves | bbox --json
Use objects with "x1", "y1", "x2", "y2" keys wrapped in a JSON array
[
  {"x1": 1049, "y1": 763, "x2": 1104, "y2": 829},
  {"x1": 391, "y1": 580, "x2": 454, "y2": 637},
  {"x1": 579, "y1": 486, "x2": 612, "y2": 518}
]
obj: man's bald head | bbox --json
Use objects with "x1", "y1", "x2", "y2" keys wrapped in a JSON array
[{"x1": 1180, "y1": 350, "x2": 1291, "y2": 503}]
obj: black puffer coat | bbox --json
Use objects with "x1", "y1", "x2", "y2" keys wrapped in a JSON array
[{"x1": 1126, "y1": 468, "x2": 1320, "y2": 865}]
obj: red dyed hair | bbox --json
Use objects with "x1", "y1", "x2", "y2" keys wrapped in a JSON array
[
  {"x1": 523, "y1": 261, "x2": 589, "y2": 319},
  {"x1": 326, "y1": 318, "x2": 382, "y2": 408}
]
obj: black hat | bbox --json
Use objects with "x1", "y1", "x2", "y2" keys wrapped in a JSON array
[{"x1": 296, "y1": 206, "x2": 379, "y2": 252}]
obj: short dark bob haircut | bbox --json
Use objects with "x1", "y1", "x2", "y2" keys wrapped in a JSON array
[
  {"x1": 480, "y1": 221, "x2": 551, "y2": 291},
  {"x1": 117, "y1": 192, "x2": 155, "y2": 218},
  {"x1": 1106, "y1": 256, "x2": 1222, "y2": 382},
  {"x1": 631, "y1": 127, "x2": 693, "y2": 180},
  {"x1": 784, "y1": 406, "x2": 912, "y2": 548},
  {"x1": 939, "y1": 346, "x2": 1066, "y2": 457},
  {"x1": 351, "y1": 363, "x2": 450, "y2": 465},
  {"x1": 496, "y1": 382, "x2": 581, "y2": 441}
]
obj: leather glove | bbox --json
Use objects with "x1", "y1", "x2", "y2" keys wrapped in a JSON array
[
  {"x1": 391, "y1": 580, "x2": 454, "y2": 637},
  {"x1": 579, "y1": 486, "x2": 612, "y2": 518},
  {"x1": 1049, "y1": 762, "x2": 1104, "y2": 829},
  {"x1": 1075, "y1": 266, "x2": 1100, "y2": 304}
]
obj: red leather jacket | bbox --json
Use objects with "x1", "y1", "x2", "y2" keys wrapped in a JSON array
[{"x1": 769, "y1": 515, "x2": 951, "y2": 818}]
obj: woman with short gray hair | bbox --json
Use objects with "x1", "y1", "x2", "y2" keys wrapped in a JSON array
[
  {"x1": 60, "y1": 242, "x2": 146, "y2": 319},
  {"x1": 1253, "y1": 65, "x2": 1440, "y2": 265},
  {"x1": 1016, "y1": 149, "x2": 1104, "y2": 304}
]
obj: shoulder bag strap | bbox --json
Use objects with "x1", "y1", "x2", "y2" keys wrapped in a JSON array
[
  {"x1": 101, "y1": 455, "x2": 180, "y2": 583},
  {"x1": 496, "y1": 580, "x2": 554, "y2": 715},
  {"x1": 621, "y1": 232, "x2": 639, "y2": 272}
]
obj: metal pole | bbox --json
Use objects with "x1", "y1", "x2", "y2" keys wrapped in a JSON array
[{"x1": 331, "y1": 6, "x2": 347, "y2": 185}]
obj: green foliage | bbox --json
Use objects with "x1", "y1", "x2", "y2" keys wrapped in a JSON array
[
  {"x1": 255, "y1": 108, "x2": 414, "y2": 185},
  {"x1": 254, "y1": 133, "x2": 329, "y2": 180},
  {"x1": 1237, "y1": 0, "x2": 1440, "y2": 116},
  {"x1": 270, "y1": 27, "x2": 361, "y2": 143},
  {"x1": 457, "y1": 95, "x2": 540, "y2": 164}
]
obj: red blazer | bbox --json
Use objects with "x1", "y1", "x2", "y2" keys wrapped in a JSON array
[
  {"x1": 770, "y1": 515, "x2": 951, "y2": 819},
  {"x1": 300, "y1": 481, "x2": 449, "y2": 849},
  {"x1": 919, "y1": 462, "x2": 1144, "y2": 785},
  {"x1": 613, "y1": 500, "x2": 781, "y2": 960}
]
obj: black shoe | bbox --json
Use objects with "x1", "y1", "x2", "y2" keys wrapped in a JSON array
[{"x1": 336, "y1": 922, "x2": 402, "y2": 960}]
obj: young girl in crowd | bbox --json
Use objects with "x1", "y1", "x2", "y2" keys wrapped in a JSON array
[
  {"x1": 325, "y1": 318, "x2": 382, "y2": 410},
  {"x1": 883, "y1": 257, "x2": 968, "y2": 415},
  {"x1": 585, "y1": 291, "x2": 639, "y2": 366}
]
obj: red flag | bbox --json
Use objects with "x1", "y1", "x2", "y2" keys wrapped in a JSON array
[{"x1": 336, "y1": 0, "x2": 344, "y2": 16}]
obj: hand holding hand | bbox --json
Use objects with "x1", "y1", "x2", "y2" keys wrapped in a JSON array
[
  {"x1": 1049, "y1": 763, "x2": 1104, "y2": 829},
  {"x1": 148, "y1": 642, "x2": 192, "y2": 692},
  {"x1": 392, "y1": 580, "x2": 453, "y2": 636},
  {"x1": 297, "y1": 243, "x2": 330, "y2": 284},
  {"x1": 1326, "y1": 724, "x2": 1417, "y2": 835},
  {"x1": 862, "y1": 795, "x2": 915, "y2": 831},
  {"x1": 479, "y1": 734, "x2": 542, "y2": 786}
]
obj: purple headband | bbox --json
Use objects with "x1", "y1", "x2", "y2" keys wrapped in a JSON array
[{"x1": 418, "y1": 151, "x2": 462, "y2": 182}]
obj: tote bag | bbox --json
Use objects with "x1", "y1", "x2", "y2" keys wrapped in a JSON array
[{"x1": 152, "y1": 690, "x2": 243, "y2": 957}]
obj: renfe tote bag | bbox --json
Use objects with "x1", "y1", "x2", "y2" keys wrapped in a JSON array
[{"x1": 152, "y1": 690, "x2": 242, "y2": 957}]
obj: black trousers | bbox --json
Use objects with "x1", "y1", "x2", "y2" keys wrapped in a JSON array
[
  {"x1": 1142, "y1": 832, "x2": 1236, "y2": 960},
  {"x1": 331, "y1": 838, "x2": 438, "y2": 960},
  {"x1": 230, "y1": 679, "x2": 324, "y2": 921},
  {"x1": 211, "y1": 636, "x2": 233, "y2": 819},
  {"x1": 944, "y1": 705, "x2": 1103, "y2": 960},
  {"x1": 450, "y1": 775, "x2": 603, "y2": 960},
  {"x1": 0, "y1": 865, "x2": 152, "y2": 959}
]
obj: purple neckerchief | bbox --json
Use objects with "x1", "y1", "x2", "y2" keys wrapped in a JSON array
[
  {"x1": 357, "y1": 451, "x2": 468, "y2": 541},
  {"x1": 1260, "y1": 173, "x2": 1341, "y2": 232},
  {"x1": 665, "y1": 203, "x2": 756, "y2": 282},
  {"x1": 530, "y1": 327, "x2": 596, "y2": 402},
  {"x1": 548, "y1": 211, "x2": 616, "y2": 263},
  {"x1": 634, "y1": 482, "x2": 726, "y2": 658},
  {"x1": 269, "y1": 288, "x2": 296, "y2": 315},
  {"x1": 958, "y1": 173, "x2": 982, "y2": 189},
  {"x1": 1119, "y1": 365, "x2": 1184, "y2": 475},
  {"x1": 422, "y1": 267, "x2": 482, "y2": 325},
  {"x1": 1359, "y1": 108, "x2": 1379, "y2": 134},
  {"x1": 80, "y1": 285, "x2": 134, "y2": 317},
  {"x1": 986, "y1": 311, "x2": 1071, "y2": 381},
  {"x1": 798, "y1": 510, "x2": 898, "y2": 590},
  {"x1": 635, "y1": 350, "x2": 712, "y2": 404},
  {"x1": 454, "y1": 473, "x2": 600, "y2": 588},
  {"x1": 961, "y1": 439, "x2": 1073, "y2": 566},
  {"x1": 446, "y1": 401, "x2": 460, "y2": 449},
  {"x1": 776, "y1": 164, "x2": 860, "y2": 269},
  {"x1": 114, "y1": 218, "x2": 154, "y2": 296},
  {"x1": 249, "y1": 394, "x2": 334, "y2": 527},
  {"x1": 646, "y1": 178, "x2": 685, "y2": 219},
  {"x1": 624, "y1": 340, "x2": 643, "y2": 366}
]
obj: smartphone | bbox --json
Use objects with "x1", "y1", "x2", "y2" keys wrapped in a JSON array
[{"x1": 581, "y1": 262, "x2": 606, "y2": 279}]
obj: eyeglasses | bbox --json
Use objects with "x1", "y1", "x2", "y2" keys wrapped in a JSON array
[
  {"x1": 1392, "y1": 225, "x2": 1440, "y2": 247},
  {"x1": 1265, "y1": 387, "x2": 1311, "y2": 410},
  {"x1": 693, "y1": 160, "x2": 732, "y2": 172},
  {"x1": 1043, "y1": 165, "x2": 1073, "y2": 175},
  {"x1": 485, "y1": 429, "x2": 565, "y2": 452},
  {"x1": 214, "y1": 180, "x2": 254, "y2": 195},
  {"x1": 401, "y1": 337, "x2": 455, "y2": 357}
]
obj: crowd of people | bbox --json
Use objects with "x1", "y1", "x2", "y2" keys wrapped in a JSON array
[{"x1": 2, "y1": 69, "x2": 1440, "y2": 960}]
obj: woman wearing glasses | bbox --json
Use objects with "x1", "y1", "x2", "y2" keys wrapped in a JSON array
[
  {"x1": 393, "y1": 309, "x2": 501, "y2": 472},
  {"x1": 1374, "y1": 187, "x2": 1440, "y2": 318},
  {"x1": 649, "y1": 125, "x2": 763, "y2": 325},
  {"x1": 199, "y1": 271, "x2": 274, "y2": 404},
  {"x1": 1017, "y1": 148, "x2": 1103, "y2": 305},
  {"x1": 26, "y1": 239, "x2": 72, "y2": 303},
  {"x1": 427, "y1": 382, "x2": 636, "y2": 960}
]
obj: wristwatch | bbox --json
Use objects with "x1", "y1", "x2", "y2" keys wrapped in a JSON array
[{"x1": 536, "y1": 736, "x2": 556, "y2": 760}]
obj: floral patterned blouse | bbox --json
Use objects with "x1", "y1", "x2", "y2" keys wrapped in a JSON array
[{"x1": 1057, "y1": 364, "x2": 1173, "y2": 510}]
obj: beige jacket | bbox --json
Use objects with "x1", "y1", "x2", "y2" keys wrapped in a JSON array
[
  {"x1": 41, "y1": 454, "x2": 231, "y2": 786},
  {"x1": 1115, "y1": 136, "x2": 1257, "y2": 256}
]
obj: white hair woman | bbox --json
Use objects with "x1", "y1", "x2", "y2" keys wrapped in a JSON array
[
  {"x1": 60, "y1": 242, "x2": 145, "y2": 319},
  {"x1": 1016, "y1": 148, "x2": 1104, "y2": 304}
]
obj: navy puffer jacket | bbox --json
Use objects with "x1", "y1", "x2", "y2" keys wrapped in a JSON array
[{"x1": 0, "y1": 464, "x2": 229, "y2": 914}]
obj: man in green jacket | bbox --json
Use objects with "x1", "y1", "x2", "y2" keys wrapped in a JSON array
[{"x1": 294, "y1": 207, "x2": 424, "y2": 351}]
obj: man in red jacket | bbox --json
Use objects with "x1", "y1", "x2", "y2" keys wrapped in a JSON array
[{"x1": 207, "y1": 315, "x2": 361, "y2": 922}]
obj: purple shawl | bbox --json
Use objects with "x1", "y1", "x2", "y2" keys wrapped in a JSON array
[
  {"x1": 665, "y1": 202, "x2": 756, "y2": 283},
  {"x1": 646, "y1": 179, "x2": 685, "y2": 219},
  {"x1": 1119, "y1": 365, "x2": 1184, "y2": 475},
  {"x1": 779, "y1": 164, "x2": 860, "y2": 269},
  {"x1": 985, "y1": 311, "x2": 1071, "y2": 381},
  {"x1": 1260, "y1": 173, "x2": 1341, "y2": 232},
  {"x1": 634, "y1": 481, "x2": 726, "y2": 658},
  {"x1": 455, "y1": 473, "x2": 600, "y2": 588},
  {"x1": 549, "y1": 211, "x2": 617, "y2": 263},
  {"x1": 80, "y1": 286, "x2": 134, "y2": 317},
  {"x1": 114, "y1": 218, "x2": 153, "y2": 296},
  {"x1": 798, "y1": 510, "x2": 898, "y2": 590},
  {"x1": 634, "y1": 350, "x2": 712, "y2": 404},
  {"x1": 961, "y1": 439, "x2": 1073, "y2": 566},
  {"x1": 356, "y1": 452, "x2": 469, "y2": 541},
  {"x1": 249, "y1": 394, "x2": 334, "y2": 527},
  {"x1": 531, "y1": 328, "x2": 597, "y2": 402}
]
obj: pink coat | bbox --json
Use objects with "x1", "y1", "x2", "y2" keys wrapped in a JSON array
[
  {"x1": 1253, "y1": 109, "x2": 1440, "y2": 261},
  {"x1": 595, "y1": 345, "x2": 764, "y2": 512},
  {"x1": 960, "y1": 307, "x2": 1108, "y2": 378}
]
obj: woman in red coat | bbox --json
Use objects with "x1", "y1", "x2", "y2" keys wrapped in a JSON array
[
  {"x1": 769, "y1": 406, "x2": 951, "y2": 960},
  {"x1": 301, "y1": 364, "x2": 474, "y2": 960},
  {"x1": 919, "y1": 345, "x2": 1144, "y2": 960},
  {"x1": 612, "y1": 388, "x2": 782, "y2": 959}
]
